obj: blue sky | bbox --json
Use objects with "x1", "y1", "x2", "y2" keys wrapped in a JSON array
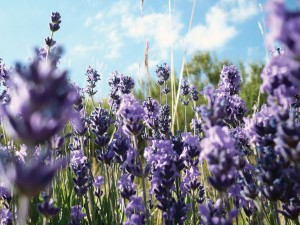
[{"x1": 0, "y1": 0, "x2": 278, "y2": 96}]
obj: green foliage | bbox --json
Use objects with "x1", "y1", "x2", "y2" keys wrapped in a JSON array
[
  {"x1": 184, "y1": 51, "x2": 232, "y2": 86},
  {"x1": 239, "y1": 62, "x2": 267, "y2": 114},
  {"x1": 183, "y1": 51, "x2": 266, "y2": 115}
]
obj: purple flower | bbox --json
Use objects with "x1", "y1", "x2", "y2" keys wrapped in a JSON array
[
  {"x1": 123, "y1": 148, "x2": 142, "y2": 177},
  {"x1": 93, "y1": 176, "x2": 104, "y2": 197},
  {"x1": 144, "y1": 139, "x2": 176, "y2": 168},
  {"x1": 3, "y1": 55, "x2": 78, "y2": 145},
  {"x1": 124, "y1": 196, "x2": 145, "y2": 225},
  {"x1": 119, "y1": 74, "x2": 135, "y2": 94},
  {"x1": 256, "y1": 150, "x2": 288, "y2": 201},
  {"x1": 278, "y1": 198, "x2": 300, "y2": 220},
  {"x1": 110, "y1": 130, "x2": 132, "y2": 164},
  {"x1": 158, "y1": 105, "x2": 171, "y2": 135},
  {"x1": 267, "y1": 0, "x2": 300, "y2": 57},
  {"x1": 70, "y1": 150, "x2": 91, "y2": 196},
  {"x1": 199, "y1": 199, "x2": 238, "y2": 225},
  {"x1": 189, "y1": 84, "x2": 199, "y2": 101},
  {"x1": 200, "y1": 126, "x2": 236, "y2": 160},
  {"x1": 107, "y1": 71, "x2": 135, "y2": 112},
  {"x1": 180, "y1": 78, "x2": 190, "y2": 96},
  {"x1": 117, "y1": 94, "x2": 145, "y2": 136},
  {"x1": 15, "y1": 144, "x2": 27, "y2": 163},
  {"x1": 85, "y1": 65, "x2": 101, "y2": 96},
  {"x1": 190, "y1": 118, "x2": 202, "y2": 135},
  {"x1": 155, "y1": 63, "x2": 170, "y2": 82},
  {"x1": 49, "y1": 12, "x2": 61, "y2": 32},
  {"x1": 142, "y1": 97, "x2": 160, "y2": 130},
  {"x1": 226, "y1": 94, "x2": 247, "y2": 124},
  {"x1": 197, "y1": 86, "x2": 228, "y2": 128},
  {"x1": 145, "y1": 140, "x2": 178, "y2": 220},
  {"x1": 171, "y1": 197, "x2": 190, "y2": 225},
  {"x1": 4, "y1": 156, "x2": 66, "y2": 197},
  {"x1": 0, "y1": 59, "x2": 8, "y2": 82},
  {"x1": 123, "y1": 214, "x2": 145, "y2": 225},
  {"x1": 200, "y1": 126, "x2": 237, "y2": 191},
  {"x1": 73, "y1": 85, "x2": 84, "y2": 112},
  {"x1": 180, "y1": 166, "x2": 201, "y2": 195},
  {"x1": 117, "y1": 173, "x2": 136, "y2": 199},
  {"x1": 230, "y1": 127, "x2": 250, "y2": 154},
  {"x1": 180, "y1": 132, "x2": 201, "y2": 166},
  {"x1": 93, "y1": 176, "x2": 104, "y2": 189},
  {"x1": 70, "y1": 205, "x2": 86, "y2": 225},
  {"x1": 275, "y1": 118, "x2": 300, "y2": 162},
  {"x1": 0, "y1": 208, "x2": 13, "y2": 225},
  {"x1": 218, "y1": 65, "x2": 241, "y2": 95},
  {"x1": 37, "y1": 192, "x2": 60, "y2": 218},
  {"x1": 182, "y1": 132, "x2": 200, "y2": 147},
  {"x1": 45, "y1": 37, "x2": 56, "y2": 47},
  {"x1": 0, "y1": 185, "x2": 11, "y2": 204},
  {"x1": 244, "y1": 104, "x2": 280, "y2": 146},
  {"x1": 70, "y1": 150, "x2": 87, "y2": 168},
  {"x1": 90, "y1": 103, "x2": 113, "y2": 146},
  {"x1": 260, "y1": 54, "x2": 298, "y2": 106}
]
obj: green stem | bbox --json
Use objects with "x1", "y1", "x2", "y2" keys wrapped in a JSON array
[
  {"x1": 272, "y1": 201, "x2": 281, "y2": 225},
  {"x1": 84, "y1": 195, "x2": 92, "y2": 224},
  {"x1": 184, "y1": 104, "x2": 187, "y2": 132},
  {"x1": 133, "y1": 136, "x2": 150, "y2": 225},
  {"x1": 105, "y1": 165, "x2": 116, "y2": 224},
  {"x1": 259, "y1": 200, "x2": 272, "y2": 225},
  {"x1": 192, "y1": 191, "x2": 197, "y2": 225}
]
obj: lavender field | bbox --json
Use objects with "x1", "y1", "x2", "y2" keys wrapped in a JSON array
[{"x1": 0, "y1": 0, "x2": 299, "y2": 225}]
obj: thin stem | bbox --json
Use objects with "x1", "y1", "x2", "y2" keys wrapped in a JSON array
[
  {"x1": 46, "y1": 31, "x2": 54, "y2": 62},
  {"x1": 160, "y1": 86, "x2": 162, "y2": 103},
  {"x1": 43, "y1": 217, "x2": 49, "y2": 225},
  {"x1": 84, "y1": 195, "x2": 92, "y2": 225},
  {"x1": 17, "y1": 195, "x2": 30, "y2": 225},
  {"x1": 192, "y1": 190, "x2": 197, "y2": 225},
  {"x1": 105, "y1": 165, "x2": 116, "y2": 224},
  {"x1": 90, "y1": 95, "x2": 96, "y2": 109},
  {"x1": 184, "y1": 104, "x2": 187, "y2": 132},
  {"x1": 259, "y1": 199, "x2": 272, "y2": 225},
  {"x1": 132, "y1": 136, "x2": 150, "y2": 225},
  {"x1": 272, "y1": 201, "x2": 281, "y2": 225}
]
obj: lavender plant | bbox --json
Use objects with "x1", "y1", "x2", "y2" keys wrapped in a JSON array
[{"x1": 0, "y1": 1, "x2": 300, "y2": 225}]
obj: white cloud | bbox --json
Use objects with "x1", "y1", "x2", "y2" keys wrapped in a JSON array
[
  {"x1": 121, "y1": 12, "x2": 183, "y2": 59},
  {"x1": 127, "y1": 62, "x2": 141, "y2": 75},
  {"x1": 219, "y1": 0, "x2": 259, "y2": 23},
  {"x1": 82, "y1": 1, "x2": 183, "y2": 62},
  {"x1": 82, "y1": 10, "x2": 124, "y2": 59},
  {"x1": 186, "y1": 0, "x2": 258, "y2": 54},
  {"x1": 84, "y1": 12, "x2": 103, "y2": 27},
  {"x1": 122, "y1": 13, "x2": 183, "y2": 49},
  {"x1": 105, "y1": 30, "x2": 123, "y2": 59},
  {"x1": 72, "y1": 43, "x2": 102, "y2": 56}
]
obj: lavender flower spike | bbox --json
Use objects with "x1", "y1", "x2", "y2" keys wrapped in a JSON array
[
  {"x1": 3, "y1": 53, "x2": 78, "y2": 145},
  {"x1": 93, "y1": 176, "x2": 104, "y2": 197},
  {"x1": 3, "y1": 156, "x2": 67, "y2": 197},
  {"x1": 117, "y1": 94, "x2": 145, "y2": 136},
  {"x1": 37, "y1": 192, "x2": 60, "y2": 218},
  {"x1": 0, "y1": 208, "x2": 13, "y2": 225},
  {"x1": 69, "y1": 205, "x2": 86, "y2": 225}
]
